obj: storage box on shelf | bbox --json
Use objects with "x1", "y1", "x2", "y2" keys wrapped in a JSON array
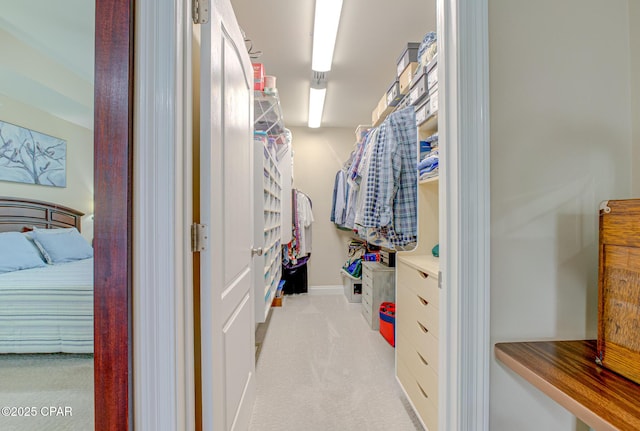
[
  {"x1": 427, "y1": 55, "x2": 438, "y2": 90},
  {"x1": 252, "y1": 63, "x2": 265, "y2": 91},
  {"x1": 387, "y1": 81, "x2": 402, "y2": 108},
  {"x1": 399, "y1": 62, "x2": 419, "y2": 95},
  {"x1": 396, "y1": 42, "x2": 421, "y2": 78},
  {"x1": 377, "y1": 93, "x2": 394, "y2": 124},
  {"x1": 408, "y1": 72, "x2": 429, "y2": 107}
]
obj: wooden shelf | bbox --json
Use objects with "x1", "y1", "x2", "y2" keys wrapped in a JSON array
[
  {"x1": 419, "y1": 176, "x2": 438, "y2": 185},
  {"x1": 495, "y1": 340, "x2": 640, "y2": 431}
]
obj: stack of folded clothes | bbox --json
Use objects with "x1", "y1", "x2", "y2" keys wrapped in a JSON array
[
  {"x1": 418, "y1": 150, "x2": 438, "y2": 180},
  {"x1": 418, "y1": 133, "x2": 439, "y2": 181}
]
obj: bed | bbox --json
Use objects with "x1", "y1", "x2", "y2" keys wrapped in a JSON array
[{"x1": 0, "y1": 197, "x2": 93, "y2": 354}]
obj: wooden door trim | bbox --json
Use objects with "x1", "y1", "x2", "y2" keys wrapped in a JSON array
[{"x1": 94, "y1": 0, "x2": 134, "y2": 429}]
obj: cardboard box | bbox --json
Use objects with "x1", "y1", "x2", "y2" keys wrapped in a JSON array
[
  {"x1": 408, "y1": 72, "x2": 428, "y2": 106},
  {"x1": 386, "y1": 81, "x2": 402, "y2": 107},
  {"x1": 396, "y1": 42, "x2": 420, "y2": 77},
  {"x1": 252, "y1": 63, "x2": 264, "y2": 91},
  {"x1": 372, "y1": 105, "x2": 380, "y2": 126},
  {"x1": 377, "y1": 92, "x2": 393, "y2": 122},
  {"x1": 429, "y1": 85, "x2": 439, "y2": 113},
  {"x1": 399, "y1": 62, "x2": 419, "y2": 95},
  {"x1": 597, "y1": 199, "x2": 640, "y2": 384},
  {"x1": 427, "y1": 57, "x2": 438, "y2": 90},
  {"x1": 415, "y1": 99, "x2": 432, "y2": 126}
]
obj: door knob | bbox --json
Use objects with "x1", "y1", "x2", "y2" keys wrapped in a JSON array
[{"x1": 251, "y1": 247, "x2": 263, "y2": 257}]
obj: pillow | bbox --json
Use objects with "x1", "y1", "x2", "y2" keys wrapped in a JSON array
[
  {"x1": 0, "y1": 231, "x2": 47, "y2": 273},
  {"x1": 31, "y1": 227, "x2": 93, "y2": 264}
]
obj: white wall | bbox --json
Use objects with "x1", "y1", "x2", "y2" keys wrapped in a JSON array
[
  {"x1": 489, "y1": 1, "x2": 632, "y2": 430},
  {"x1": 289, "y1": 126, "x2": 356, "y2": 288},
  {"x1": 0, "y1": 94, "x2": 94, "y2": 240}
]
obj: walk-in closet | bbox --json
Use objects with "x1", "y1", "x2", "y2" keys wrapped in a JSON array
[{"x1": 219, "y1": 0, "x2": 442, "y2": 429}]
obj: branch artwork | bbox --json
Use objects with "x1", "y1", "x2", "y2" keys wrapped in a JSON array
[{"x1": 0, "y1": 120, "x2": 66, "y2": 187}]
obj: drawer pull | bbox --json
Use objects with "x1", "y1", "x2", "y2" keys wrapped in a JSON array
[
  {"x1": 417, "y1": 351, "x2": 429, "y2": 366},
  {"x1": 418, "y1": 321, "x2": 429, "y2": 334},
  {"x1": 418, "y1": 271, "x2": 429, "y2": 279},
  {"x1": 417, "y1": 382, "x2": 429, "y2": 399},
  {"x1": 417, "y1": 295, "x2": 429, "y2": 306}
]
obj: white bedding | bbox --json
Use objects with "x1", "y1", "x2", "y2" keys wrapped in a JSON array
[{"x1": 0, "y1": 258, "x2": 93, "y2": 354}]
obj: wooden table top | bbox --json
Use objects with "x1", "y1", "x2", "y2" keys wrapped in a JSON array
[{"x1": 495, "y1": 340, "x2": 640, "y2": 431}]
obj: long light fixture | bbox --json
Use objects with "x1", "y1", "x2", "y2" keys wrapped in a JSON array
[
  {"x1": 308, "y1": 87, "x2": 327, "y2": 129},
  {"x1": 309, "y1": 0, "x2": 343, "y2": 128},
  {"x1": 311, "y1": 0, "x2": 344, "y2": 72}
]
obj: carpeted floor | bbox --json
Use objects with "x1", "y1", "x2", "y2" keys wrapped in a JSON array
[
  {"x1": 0, "y1": 354, "x2": 93, "y2": 431},
  {"x1": 249, "y1": 294, "x2": 423, "y2": 431}
]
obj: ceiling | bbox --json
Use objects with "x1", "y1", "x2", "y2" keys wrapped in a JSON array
[
  {"x1": 231, "y1": 0, "x2": 436, "y2": 129},
  {"x1": 0, "y1": 1, "x2": 95, "y2": 130},
  {"x1": 0, "y1": 1, "x2": 436, "y2": 132}
]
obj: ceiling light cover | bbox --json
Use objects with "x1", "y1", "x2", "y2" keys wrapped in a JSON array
[
  {"x1": 311, "y1": 0, "x2": 344, "y2": 72},
  {"x1": 308, "y1": 87, "x2": 327, "y2": 128}
]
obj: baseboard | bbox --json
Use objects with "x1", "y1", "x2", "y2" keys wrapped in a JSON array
[{"x1": 308, "y1": 285, "x2": 343, "y2": 295}]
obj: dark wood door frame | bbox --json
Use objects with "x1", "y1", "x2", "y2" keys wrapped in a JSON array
[{"x1": 94, "y1": 0, "x2": 134, "y2": 429}]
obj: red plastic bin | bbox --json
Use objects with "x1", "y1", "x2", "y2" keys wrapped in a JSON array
[{"x1": 379, "y1": 302, "x2": 396, "y2": 347}]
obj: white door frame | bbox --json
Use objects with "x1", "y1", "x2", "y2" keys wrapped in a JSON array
[
  {"x1": 133, "y1": 0, "x2": 195, "y2": 430},
  {"x1": 438, "y1": 0, "x2": 490, "y2": 430},
  {"x1": 131, "y1": 0, "x2": 491, "y2": 430}
]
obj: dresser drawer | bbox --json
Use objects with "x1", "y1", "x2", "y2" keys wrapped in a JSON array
[
  {"x1": 397, "y1": 283, "x2": 439, "y2": 336},
  {"x1": 361, "y1": 301, "x2": 374, "y2": 327},
  {"x1": 397, "y1": 313, "x2": 439, "y2": 373},
  {"x1": 362, "y1": 281, "x2": 373, "y2": 303},
  {"x1": 399, "y1": 335, "x2": 438, "y2": 404},
  {"x1": 397, "y1": 355, "x2": 438, "y2": 430},
  {"x1": 397, "y1": 262, "x2": 439, "y2": 310},
  {"x1": 362, "y1": 265, "x2": 373, "y2": 280}
]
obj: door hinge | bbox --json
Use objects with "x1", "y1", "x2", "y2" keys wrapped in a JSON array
[
  {"x1": 438, "y1": 271, "x2": 442, "y2": 289},
  {"x1": 192, "y1": 0, "x2": 210, "y2": 24},
  {"x1": 191, "y1": 223, "x2": 208, "y2": 252}
]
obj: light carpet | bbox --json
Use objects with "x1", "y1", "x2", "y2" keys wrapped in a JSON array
[
  {"x1": 0, "y1": 354, "x2": 93, "y2": 431},
  {"x1": 249, "y1": 294, "x2": 423, "y2": 431}
]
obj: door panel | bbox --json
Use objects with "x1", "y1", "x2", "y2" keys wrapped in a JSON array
[
  {"x1": 199, "y1": 0, "x2": 255, "y2": 430},
  {"x1": 222, "y1": 31, "x2": 252, "y2": 290},
  {"x1": 223, "y1": 292, "x2": 253, "y2": 429}
]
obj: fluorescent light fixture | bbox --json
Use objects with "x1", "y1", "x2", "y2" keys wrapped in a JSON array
[
  {"x1": 308, "y1": 87, "x2": 327, "y2": 128},
  {"x1": 311, "y1": 0, "x2": 344, "y2": 72}
]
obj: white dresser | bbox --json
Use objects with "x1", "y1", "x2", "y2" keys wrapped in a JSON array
[
  {"x1": 361, "y1": 261, "x2": 395, "y2": 330},
  {"x1": 396, "y1": 256, "x2": 439, "y2": 431}
]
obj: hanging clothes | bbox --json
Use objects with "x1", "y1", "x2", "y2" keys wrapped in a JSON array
[
  {"x1": 284, "y1": 189, "x2": 314, "y2": 266},
  {"x1": 296, "y1": 191, "x2": 314, "y2": 256},
  {"x1": 339, "y1": 107, "x2": 418, "y2": 249},
  {"x1": 330, "y1": 169, "x2": 347, "y2": 225}
]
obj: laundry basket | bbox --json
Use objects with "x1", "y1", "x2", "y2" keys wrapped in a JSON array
[{"x1": 379, "y1": 302, "x2": 396, "y2": 347}]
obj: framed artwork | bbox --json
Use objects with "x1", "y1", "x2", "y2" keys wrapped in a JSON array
[{"x1": 0, "y1": 120, "x2": 66, "y2": 187}]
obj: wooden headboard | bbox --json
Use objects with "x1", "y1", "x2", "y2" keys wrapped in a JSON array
[{"x1": 0, "y1": 197, "x2": 84, "y2": 233}]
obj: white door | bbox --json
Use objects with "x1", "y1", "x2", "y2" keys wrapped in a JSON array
[{"x1": 199, "y1": 0, "x2": 256, "y2": 429}]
